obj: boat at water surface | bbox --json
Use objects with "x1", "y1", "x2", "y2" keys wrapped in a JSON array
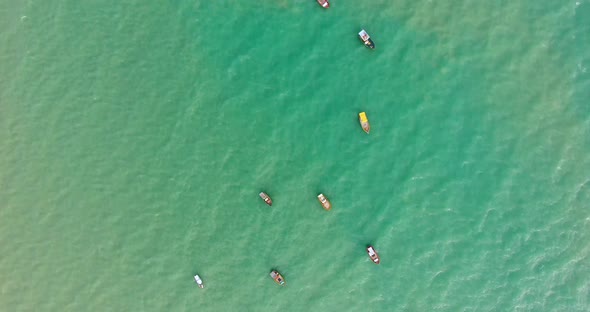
[
  {"x1": 366, "y1": 246, "x2": 380, "y2": 264},
  {"x1": 270, "y1": 270, "x2": 285, "y2": 286},
  {"x1": 358, "y1": 29, "x2": 375, "y2": 49},
  {"x1": 317, "y1": 0, "x2": 330, "y2": 8},
  {"x1": 194, "y1": 274, "x2": 204, "y2": 288},
  {"x1": 359, "y1": 112, "x2": 370, "y2": 134},
  {"x1": 259, "y1": 192, "x2": 273, "y2": 206},
  {"x1": 317, "y1": 193, "x2": 332, "y2": 211}
]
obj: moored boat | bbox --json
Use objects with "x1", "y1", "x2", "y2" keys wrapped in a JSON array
[
  {"x1": 359, "y1": 112, "x2": 370, "y2": 134},
  {"x1": 259, "y1": 192, "x2": 273, "y2": 206},
  {"x1": 317, "y1": 193, "x2": 332, "y2": 211},
  {"x1": 358, "y1": 29, "x2": 375, "y2": 49},
  {"x1": 316, "y1": 0, "x2": 330, "y2": 8},
  {"x1": 366, "y1": 246, "x2": 380, "y2": 264},
  {"x1": 194, "y1": 274, "x2": 204, "y2": 288},
  {"x1": 270, "y1": 270, "x2": 285, "y2": 286}
]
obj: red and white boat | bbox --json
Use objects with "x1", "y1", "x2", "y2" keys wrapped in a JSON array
[
  {"x1": 366, "y1": 246, "x2": 380, "y2": 264},
  {"x1": 259, "y1": 192, "x2": 273, "y2": 206},
  {"x1": 316, "y1": 0, "x2": 330, "y2": 8},
  {"x1": 270, "y1": 270, "x2": 286, "y2": 286}
]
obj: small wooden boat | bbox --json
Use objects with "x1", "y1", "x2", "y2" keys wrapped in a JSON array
[
  {"x1": 194, "y1": 274, "x2": 204, "y2": 288},
  {"x1": 359, "y1": 112, "x2": 370, "y2": 134},
  {"x1": 366, "y1": 246, "x2": 380, "y2": 264},
  {"x1": 316, "y1": 0, "x2": 330, "y2": 8},
  {"x1": 358, "y1": 29, "x2": 375, "y2": 49},
  {"x1": 317, "y1": 193, "x2": 332, "y2": 211},
  {"x1": 259, "y1": 192, "x2": 273, "y2": 206},
  {"x1": 270, "y1": 270, "x2": 285, "y2": 286}
]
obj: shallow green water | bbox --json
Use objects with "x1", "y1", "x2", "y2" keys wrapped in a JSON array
[{"x1": 1, "y1": 1, "x2": 589, "y2": 311}]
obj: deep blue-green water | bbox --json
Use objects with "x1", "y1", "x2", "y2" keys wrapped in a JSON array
[{"x1": 1, "y1": 1, "x2": 589, "y2": 311}]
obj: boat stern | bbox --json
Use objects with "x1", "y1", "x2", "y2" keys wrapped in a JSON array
[{"x1": 359, "y1": 112, "x2": 368, "y2": 122}]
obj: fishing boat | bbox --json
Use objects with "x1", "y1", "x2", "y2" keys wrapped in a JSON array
[
  {"x1": 316, "y1": 0, "x2": 330, "y2": 8},
  {"x1": 259, "y1": 192, "x2": 273, "y2": 206},
  {"x1": 366, "y1": 246, "x2": 380, "y2": 264},
  {"x1": 270, "y1": 270, "x2": 285, "y2": 286},
  {"x1": 317, "y1": 193, "x2": 332, "y2": 211},
  {"x1": 359, "y1": 112, "x2": 370, "y2": 134},
  {"x1": 194, "y1": 274, "x2": 204, "y2": 288},
  {"x1": 358, "y1": 29, "x2": 375, "y2": 49}
]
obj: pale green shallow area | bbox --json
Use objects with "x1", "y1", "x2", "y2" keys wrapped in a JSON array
[{"x1": 1, "y1": 1, "x2": 589, "y2": 311}]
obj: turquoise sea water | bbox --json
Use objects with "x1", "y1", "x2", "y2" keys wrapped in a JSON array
[{"x1": 1, "y1": 1, "x2": 589, "y2": 311}]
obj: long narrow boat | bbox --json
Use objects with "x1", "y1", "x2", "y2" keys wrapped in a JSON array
[
  {"x1": 194, "y1": 274, "x2": 204, "y2": 288},
  {"x1": 317, "y1": 193, "x2": 332, "y2": 211},
  {"x1": 259, "y1": 192, "x2": 273, "y2": 206},
  {"x1": 316, "y1": 0, "x2": 330, "y2": 8},
  {"x1": 358, "y1": 29, "x2": 375, "y2": 49},
  {"x1": 359, "y1": 112, "x2": 370, "y2": 134},
  {"x1": 366, "y1": 246, "x2": 380, "y2": 264},
  {"x1": 270, "y1": 270, "x2": 285, "y2": 286}
]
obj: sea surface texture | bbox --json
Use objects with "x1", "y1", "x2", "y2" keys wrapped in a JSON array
[{"x1": 1, "y1": 1, "x2": 589, "y2": 311}]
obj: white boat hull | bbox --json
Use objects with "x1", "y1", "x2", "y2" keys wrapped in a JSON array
[{"x1": 194, "y1": 275, "x2": 204, "y2": 288}]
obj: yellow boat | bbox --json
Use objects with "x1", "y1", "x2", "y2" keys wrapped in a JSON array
[{"x1": 359, "y1": 112, "x2": 370, "y2": 134}]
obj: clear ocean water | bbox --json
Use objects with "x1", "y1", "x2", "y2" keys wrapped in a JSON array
[{"x1": 1, "y1": 1, "x2": 589, "y2": 311}]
